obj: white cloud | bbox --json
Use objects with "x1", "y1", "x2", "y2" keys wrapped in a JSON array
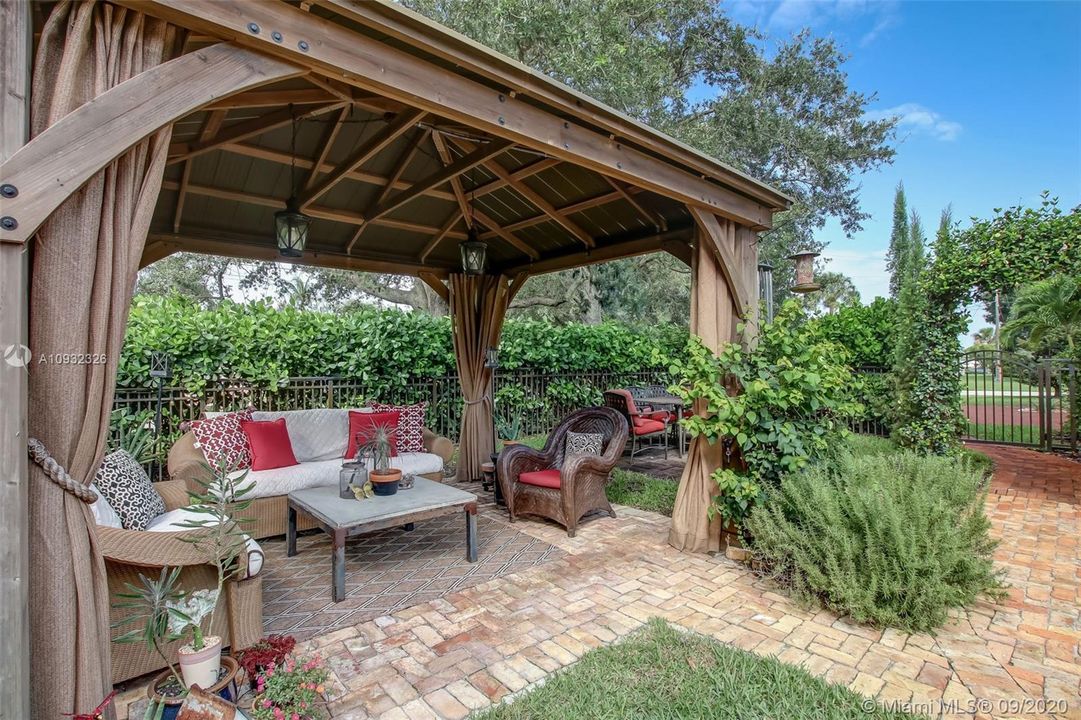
[
  {"x1": 865, "y1": 103, "x2": 963, "y2": 141},
  {"x1": 763, "y1": 0, "x2": 899, "y2": 43}
]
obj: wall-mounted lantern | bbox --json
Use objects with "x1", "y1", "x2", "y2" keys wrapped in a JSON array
[{"x1": 788, "y1": 249, "x2": 821, "y2": 294}]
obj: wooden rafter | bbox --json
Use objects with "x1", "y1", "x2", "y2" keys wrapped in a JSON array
[
  {"x1": 301, "y1": 105, "x2": 349, "y2": 191},
  {"x1": 123, "y1": 0, "x2": 776, "y2": 228},
  {"x1": 0, "y1": 43, "x2": 304, "y2": 246},
  {"x1": 604, "y1": 177, "x2": 666, "y2": 231},
  {"x1": 348, "y1": 126, "x2": 429, "y2": 253},
  {"x1": 298, "y1": 108, "x2": 425, "y2": 210},
  {"x1": 174, "y1": 109, "x2": 225, "y2": 231},
  {"x1": 364, "y1": 138, "x2": 512, "y2": 223},
  {"x1": 159, "y1": 179, "x2": 470, "y2": 239},
  {"x1": 501, "y1": 227, "x2": 693, "y2": 277},
  {"x1": 430, "y1": 132, "x2": 537, "y2": 260},
  {"x1": 203, "y1": 87, "x2": 335, "y2": 110},
  {"x1": 419, "y1": 210, "x2": 463, "y2": 262},
  {"x1": 167, "y1": 101, "x2": 345, "y2": 164},
  {"x1": 449, "y1": 137, "x2": 594, "y2": 248},
  {"x1": 477, "y1": 185, "x2": 644, "y2": 239},
  {"x1": 418, "y1": 271, "x2": 449, "y2": 303}
]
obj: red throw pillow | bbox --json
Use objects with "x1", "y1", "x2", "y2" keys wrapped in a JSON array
[
  {"x1": 240, "y1": 418, "x2": 300, "y2": 471},
  {"x1": 369, "y1": 402, "x2": 427, "y2": 453},
  {"x1": 345, "y1": 410, "x2": 400, "y2": 459},
  {"x1": 190, "y1": 410, "x2": 254, "y2": 470}
]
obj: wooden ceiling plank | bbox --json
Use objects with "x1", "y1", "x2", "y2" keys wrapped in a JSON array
[
  {"x1": 419, "y1": 210, "x2": 463, "y2": 262},
  {"x1": 450, "y1": 137, "x2": 594, "y2": 248},
  {"x1": 298, "y1": 107, "x2": 426, "y2": 210},
  {"x1": 167, "y1": 101, "x2": 346, "y2": 164},
  {"x1": 123, "y1": 0, "x2": 776, "y2": 228},
  {"x1": 364, "y1": 138, "x2": 512, "y2": 223},
  {"x1": 301, "y1": 105, "x2": 349, "y2": 191}
]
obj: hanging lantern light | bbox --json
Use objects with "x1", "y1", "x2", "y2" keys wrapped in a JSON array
[
  {"x1": 275, "y1": 105, "x2": 312, "y2": 258},
  {"x1": 459, "y1": 167, "x2": 487, "y2": 274},
  {"x1": 788, "y1": 249, "x2": 821, "y2": 294},
  {"x1": 275, "y1": 197, "x2": 311, "y2": 258}
]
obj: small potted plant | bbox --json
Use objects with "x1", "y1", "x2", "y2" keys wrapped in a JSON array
[
  {"x1": 497, "y1": 414, "x2": 522, "y2": 448},
  {"x1": 169, "y1": 589, "x2": 223, "y2": 689},
  {"x1": 250, "y1": 653, "x2": 329, "y2": 720},
  {"x1": 357, "y1": 423, "x2": 401, "y2": 496},
  {"x1": 237, "y1": 635, "x2": 296, "y2": 691}
]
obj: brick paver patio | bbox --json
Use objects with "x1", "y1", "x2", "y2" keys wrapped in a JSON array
[{"x1": 117, "y1": 444, "x2": 1080, "y2": 719}]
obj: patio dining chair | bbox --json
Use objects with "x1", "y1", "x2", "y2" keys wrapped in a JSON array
[
  {"x1": 497, "y1": 406, "x2": 628, "y2": 537},
  {"x1": 603, "y1": 389, "x2": 669, "y2": 458}
]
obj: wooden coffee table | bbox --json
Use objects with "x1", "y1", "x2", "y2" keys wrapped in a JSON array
[{"x1": 286, "y1": 479, "x2": 479, "y2": 602}]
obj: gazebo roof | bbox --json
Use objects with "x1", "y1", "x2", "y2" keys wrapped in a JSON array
[{"x1": 137, "y1": 0, "x2": 789, "y2": 279}]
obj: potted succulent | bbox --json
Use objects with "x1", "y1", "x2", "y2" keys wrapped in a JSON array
[
  {"x1": 497, "y1": 414, "x2": 522, "y2": 448},
  {"x1": 357, "y1": 422, "x2": 401, "y2": 496}
]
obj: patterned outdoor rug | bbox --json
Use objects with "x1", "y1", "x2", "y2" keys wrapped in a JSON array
[{"x1": 258, "y1": 505, "x2": 565, "y2": 639}]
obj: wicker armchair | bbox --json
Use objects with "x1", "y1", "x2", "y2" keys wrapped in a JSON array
[
  {"x1": 497, "y1": 407, "x2": 628, "y2": 537},
  {"x1": 99, "y1": 479, "x2": 264, "y2": 683}
]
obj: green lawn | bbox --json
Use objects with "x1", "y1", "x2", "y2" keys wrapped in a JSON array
[
  {"x1": 965, "y1": 422, "x2": 1040, "y2": 445},
  {"x1": 473, "y1": 619, "x2": 920, "y2": 720},
  {"x1": 962, "y1": 372, "x2": 1038, "y2": 392},
  {"x1": 606, "y1": 468, "x2": 679, "y2": 515}
]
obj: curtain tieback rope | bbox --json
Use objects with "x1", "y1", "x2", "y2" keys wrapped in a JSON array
[{"x1": 27, "y1": 438, "x2": 98, "y2": 504}]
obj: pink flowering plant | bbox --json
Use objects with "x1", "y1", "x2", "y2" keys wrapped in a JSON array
[{"x1": 250, "y1": 653, "x2": 329, "y2": 720}]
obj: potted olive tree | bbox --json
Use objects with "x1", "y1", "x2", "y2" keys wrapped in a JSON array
[{"x1": 358, "y1": 423, "x2": 401, "y2": 496}]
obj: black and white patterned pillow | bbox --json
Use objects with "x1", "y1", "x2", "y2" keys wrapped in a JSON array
[
  {"x1": 566, "y1": 431, "x2": 603, "y2": 457},
  {"x1": 94, "y1": 450, "x2": 165, "y2": 531}
]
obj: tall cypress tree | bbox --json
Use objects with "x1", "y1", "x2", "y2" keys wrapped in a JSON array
[{"x1": 886, "y1": 183, "x2": 910, "y2": 298}]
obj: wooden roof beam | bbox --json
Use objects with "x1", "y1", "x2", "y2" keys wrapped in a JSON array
[
  {"x1": 449, "y1": 136, "x2": 594, "y2": 248},
  {"x1": 363, "y1": 138, "x2": 512, "y2": 223},
  {"x1": 419, "y1": 210, "x2": 463, "y2": 262},
  {"x1": 203, "y1": 87, "x2": 336, "y2": 110},
  {"x1": 167, "y1": 101, "x2": 346, "y2": 164},
  {"x1": 301, "y1": 105, "x2": 349, "y2": 191},
  {"x1": 499, "y1": 227, "x2": 693, "y2": 277},
  {"x1": 125, "y1": 0, "x2": 775, "y2": 229},
  {"x1": 605, "y1": 177, "x2": 666, "y2": 231},
  {"x1": 299, "y1": 108, "x2": 426, "y2": 210},
  {"x1": 347, "y1": 126, "x2": 429, "y2": 252},
  {"x1": 174, "y1": 109, "x2": 226, "y2": 231}
]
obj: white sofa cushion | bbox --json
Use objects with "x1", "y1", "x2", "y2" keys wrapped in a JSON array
[
  {"x1": 146, "y1": 508, "x2": 264, "y2": 578},
  {"x1": 226, "y1": 453, "x2": 445, "y2": 499},
  {"x1": 251, "y1": 409, "x2": 350, "y2": 462},
  {"x1": 89, "y1": 483, "x2": 123, "y2": 529}
]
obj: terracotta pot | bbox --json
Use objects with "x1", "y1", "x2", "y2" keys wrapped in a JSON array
[
  {"x1": 179, "y1": 635, "x2": 224, "y2": 690},
  {"x1": 147, "y1": 656, "x2": 239, "y2": 720},
  {"x1": 501, "y1": 440, "x2": 520, "y2": 448},
  {"x1": 370, "y1": 468, "x2": 402, "y2": 496}
]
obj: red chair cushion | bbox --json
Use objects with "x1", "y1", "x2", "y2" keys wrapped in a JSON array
[
  {"x1": 646, "y1": 410, "x2": 670, "y2": 422},
  {"x1": 240, "y1": 418, "x2": 300, "y2": 471},
  {"x1": 631, "y1": 418, "x2": 666, "y2": 435},
  {"x1": 518, "y1": 469, "x2": 561, "y2": 489},
  {"x1": 345, "y1": 410, "x2": 401, "y2": 459}
]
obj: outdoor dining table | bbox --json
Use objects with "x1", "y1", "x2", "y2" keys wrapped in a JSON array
[{"x1": 639, "y1": 394, "x2": 686, "y2": 458}]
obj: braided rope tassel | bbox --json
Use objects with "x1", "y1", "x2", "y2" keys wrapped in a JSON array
[{"x1": 27, "y1": 438, "x2": 98, "y2": 504}]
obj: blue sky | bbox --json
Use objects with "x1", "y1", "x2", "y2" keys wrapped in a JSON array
[{"x1": 718, "y1": 0, "x2": 1081, "y2": 328}]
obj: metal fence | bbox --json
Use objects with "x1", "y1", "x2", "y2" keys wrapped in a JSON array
[{"x1": 112, "y1": 369, "x2": 670, "y2": 480}]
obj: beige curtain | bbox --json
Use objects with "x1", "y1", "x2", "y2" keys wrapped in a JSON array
[
  {"x1": 28, "y1": 3, "x2": 181, "y2": 718},
  {"x1": 668, "y1": 217, "x2": 741, "y2": 553},
  {"x1": 450, "y1": 273, "x2": 510, "y2": 482}
]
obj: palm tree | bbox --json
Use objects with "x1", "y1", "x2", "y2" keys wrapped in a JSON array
[{"x1": 1002, "y1": 275, "x2": 1081, "y2": 358}]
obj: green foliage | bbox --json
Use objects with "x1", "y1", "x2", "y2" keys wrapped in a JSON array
[
  {"x1": 120, "y1": 295, "x2": 686, "y2": 391},
  {"x1": 249, "y1": 654, "x2": 329, "y2": 720},
  {"x1": 669, "y1": 302, "x2": 861, "y2": 528},
  {"x1": 1002, "y1": 274, "x2": 1081, "y2": 358},
  {"x1": 747, "y1": 442, "x2": 1004, "y2": 632},
  {"x1": 605, "y1": 469, "x2": 679, "y2": 516},
  {"x1": 886, "y1": 183, "x2": 909, "y2": 298},
  {"x1": 812, "y1": 297, "x2": 896, "y2": 366}
]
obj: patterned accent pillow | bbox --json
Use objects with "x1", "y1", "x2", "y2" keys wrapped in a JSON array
[
  {"x1": 190, "y1": 410, "x2": 254, "y2": 471},
  {"x1": 566, "y1": 431, "x2": 603, "y2": 456},
  {"x1": 94, "y1": 450, "x2": 166, "y2": 531},
  {"x1": 370, "y1": 402, "x2": 427, "y2": 453}
]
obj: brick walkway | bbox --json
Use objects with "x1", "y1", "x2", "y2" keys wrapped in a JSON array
[{"x1": 118, "y1": 445, "x2": 1080, "y2": 719}]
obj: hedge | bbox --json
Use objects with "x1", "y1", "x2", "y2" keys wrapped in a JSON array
[{"x1": 119, "y1": 295, "x2": 689, "y2": 392}]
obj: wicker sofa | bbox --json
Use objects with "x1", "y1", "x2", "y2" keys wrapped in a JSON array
[
  {"x1": 100, "y1": 478, "x2": 263, "y2": 683},
  {"x1": 167, "y1": 408, "x2": 455, "y2": 539}
]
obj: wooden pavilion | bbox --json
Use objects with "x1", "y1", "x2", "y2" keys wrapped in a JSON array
[{"x1": 0, "y1": 1, "x2": 789, "y2": 717}]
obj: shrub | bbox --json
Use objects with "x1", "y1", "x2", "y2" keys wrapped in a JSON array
[
  {"x1": 669, "y1": 301, "x2": 862, "y2": 529},
  {"x1": 746, "y1": 446, "x2": 1004, "y2": 631}
]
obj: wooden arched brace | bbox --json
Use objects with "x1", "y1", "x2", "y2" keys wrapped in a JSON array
[
  {"x1": 0, "y1": 43, "x2": 304, "y2": 246},
  {"x1": 688, "y1": 206, "x2": 753, "y2": 317}
]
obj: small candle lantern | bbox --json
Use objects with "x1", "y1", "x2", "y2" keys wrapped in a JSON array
[
  {"x1": 340, "y1": 461, "x2": 365, "y2": 499},
  {"x1": 788, "y1": 249, "x2": 821, "y2": 294}
]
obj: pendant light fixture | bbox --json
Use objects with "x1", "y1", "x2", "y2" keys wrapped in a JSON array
[
  {"x1": 458, "y1": 166, "x2": 488, "y2": 275},
  {"x1": 275, "y1": 105, "x2": 311, "y2": 258}
]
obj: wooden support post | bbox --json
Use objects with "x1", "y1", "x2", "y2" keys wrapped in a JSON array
[{"x1": 0, "y1": 3, "x2": 30, "y2": 719}]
